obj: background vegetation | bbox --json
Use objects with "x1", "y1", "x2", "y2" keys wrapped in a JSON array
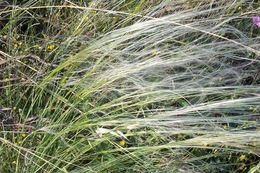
[{"x1": 0, "y1": 0, "x2": 259, "y2": 172}]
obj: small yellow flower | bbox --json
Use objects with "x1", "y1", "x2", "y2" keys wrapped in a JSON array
[
  {"x1": 18, "y1": 42, "x2": 23, "y2": 47},
  {"x1": 113, "y1": 16, "x2": 120, "y2": 22},
  {"x1": 47, "y1": 44, "x2": 55, "y2": 51},
  {"x1": 237, "y1": 6, "x2": 243, "y2": 15},
  {"x1": 250, "y1": 142, "x2": 256, "y2": 147},
  {"x1": 90, "y1": 10, "x2": 97, "y2": 14},
  {"x1": 14, "y1": 34, "x2": 20, "y2": 39},
  {"x1": 12, "y1": 160, "x2": 17, "y2": 164},
  {"x1": 118, "y1": 139, "x2": 126, "y2": 146},
  {"x1": 3, "y1": 139, "x2": 8, "y2": 144},
  {"x1": 202, "y1": 143, "x2": 209, "y2": 147},
  {"x1": 239, "y1": 154, "x2": 246, "y2": 161},
  {"x1": 14, "y1": 43, "x2": 18, "y2": 49},
  {"x1": 85, "y1": 16, "x2": 90, "y2": 21},
  {"x1": 152, "y1": 50, "x2": 159, "y2": 56},
  {"x1": 17, "y1": 140, "x2": 23, "y2": 145},
  {"x1": 21, "y1": 133, "x2": 26, "y2": 138}
]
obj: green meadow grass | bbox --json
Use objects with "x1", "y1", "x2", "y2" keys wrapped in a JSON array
[{"x1": 0, "y1": 0, "x2": 259, "y2": 172}]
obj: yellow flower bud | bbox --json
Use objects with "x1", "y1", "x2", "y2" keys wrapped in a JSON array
[
  {"x1": 118, "y1": 139, "x2": 126, "y2": 146},
  {"x1": 239, "y1": 154, "x2": 246, "y2": 161},
  {"x1": 18, "y1": 42, "x2": 23, "y2": 47},
  {"x1": 47, "y1": 44, "x2": 55, "y2": 51}
]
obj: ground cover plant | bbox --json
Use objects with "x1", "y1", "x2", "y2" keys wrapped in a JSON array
[{"x1": 0, "y1": 0, "x2": 259, "y2": 172}]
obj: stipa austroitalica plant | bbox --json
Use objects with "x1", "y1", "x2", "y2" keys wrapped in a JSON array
[{"x1": 0, "y1": 0, "x2": 259, "y2": 172}]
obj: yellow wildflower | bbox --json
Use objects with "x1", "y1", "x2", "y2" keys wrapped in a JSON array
[
  {"x1": 202, "y1": 143, "x2": 209, "y2": 147},
  {"x1": 17, "y1": 140, "x2": 23, "y2": 145},
  {"x1": 14, "y1": 34, "x2": 20, "y2": 39},
  {"x1": 237, "y1": 6, "x2": 243, "y2": 15},
  {"x1": 90, "y1": 10, "x2": 97, "y2": 14},
  {"x1": 21, "y1": 133, "x2": 26, "y2": 138},
  {"x1": 152, "y1": 50, "x2": 159, "y2": 56},
  {"x1": 12, "y1": 160, "x2": 17, "y2": 164},
  {"x1": 47, "y1": 44, "x2": 55, "y2": 51},
  {"x1": 3, "y1": 139, "x2": 8, "y2": 144},
  {"x1": 250, "y1": 142, "x2": 256, "y2": 147},
  {"x1": 18, "y1": 42, "x2": 23, "y2": 47},
  {"x1": 113, "y1": 16, "x2": 120, "y2": 22},
  {"x1": 239, "y1": 154, "x2": 246, "y2": 161},
  {"x1": 14, "y1": 43, "x2": 18, "y2": 49},
  {"x1": 118, "y1": 139, "x2": 126, "y2": 146},
  {"x1": 85, "y1": 16, "x2": 90, "y2": 21}
]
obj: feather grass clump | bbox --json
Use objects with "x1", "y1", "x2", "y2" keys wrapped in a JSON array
[{"x1": 0, "y1": 0, "x2": 259, "y2": 172}]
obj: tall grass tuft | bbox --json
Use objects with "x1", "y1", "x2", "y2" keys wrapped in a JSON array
[{"x1": 0, "y1": 0, "x2": 259, "y2": 172}]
